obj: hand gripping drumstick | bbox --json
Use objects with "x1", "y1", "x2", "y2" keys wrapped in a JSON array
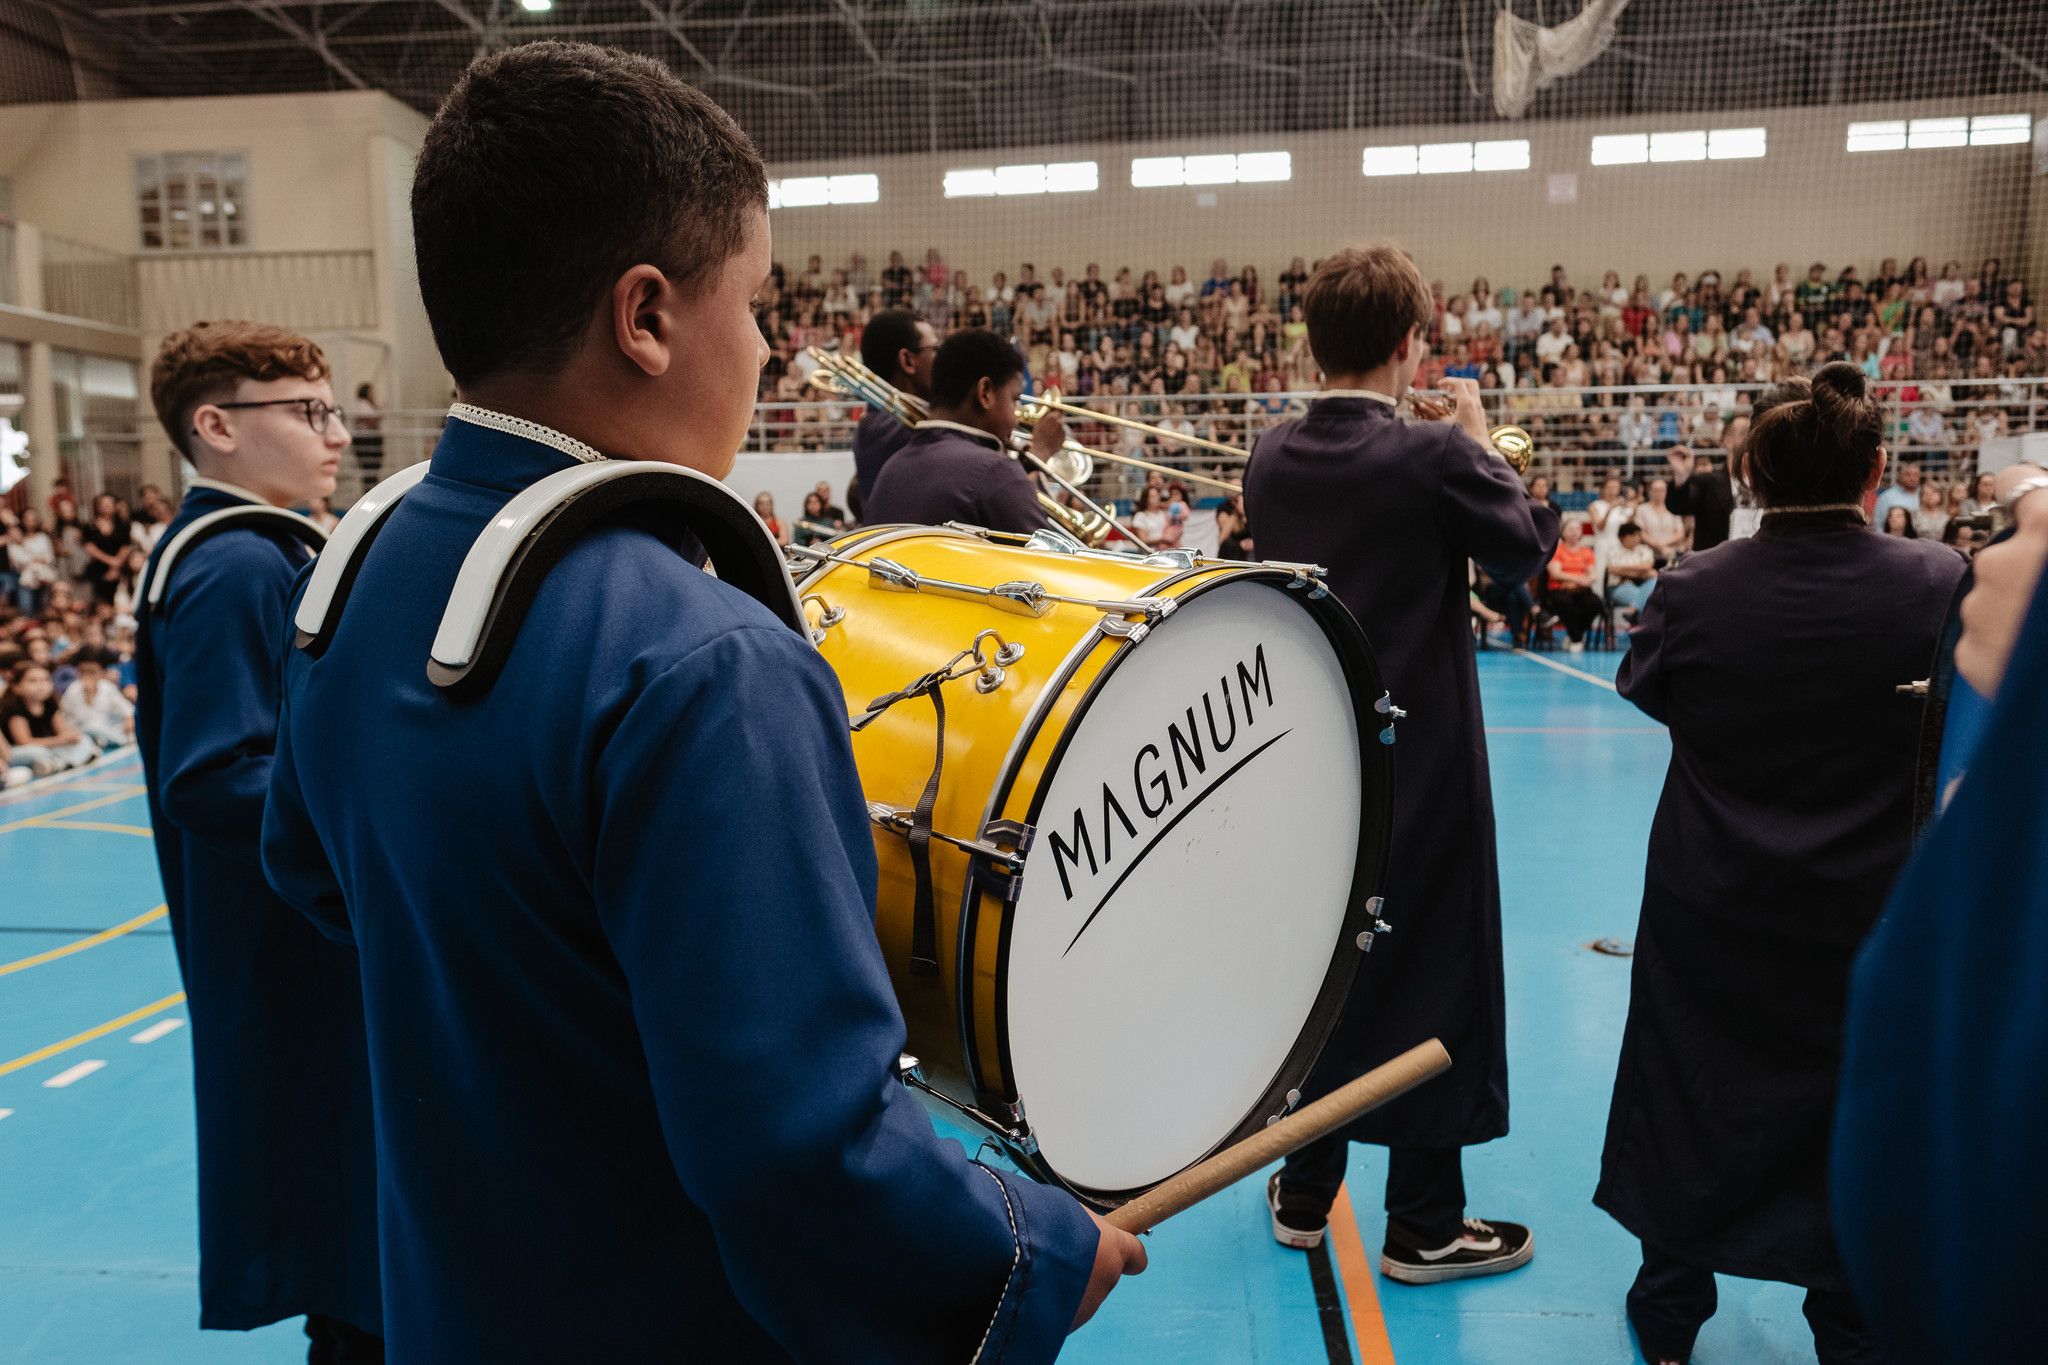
[{"x1": 1106, "y1": 1039, "x2": 1452, "y2": 1234}]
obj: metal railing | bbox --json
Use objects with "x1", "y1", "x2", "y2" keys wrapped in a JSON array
[
  {"x1": 744, "y1": 378, "x2": 2048, "y2": 494},
  {"x1": 343, "y1": 377, "x2": 2048, "y2": 512},
  {"x1": 40, "y1": 233, "x2": 138, "y2": 329}
]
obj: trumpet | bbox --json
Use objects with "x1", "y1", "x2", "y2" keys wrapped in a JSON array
[
  {"x1": 803, "y1": 347, "x2": 1136, "y2": 549},
  {"x1": 1402, "y1": 391, "x2": 1536, "y2": 474}
]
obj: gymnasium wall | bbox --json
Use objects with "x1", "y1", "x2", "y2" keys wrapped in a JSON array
[
  {"x1": 761, "y1": 95, "x2": 2048, "y2": 304},
  {"x1": 0, "y1": 91, "x2": 452, "y2": 493}
]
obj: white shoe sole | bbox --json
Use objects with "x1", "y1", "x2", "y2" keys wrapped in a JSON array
[
  {"x1": 1379, "y1": 1234, "x2": 1534, "y2": 1284},
  {"x1": 1271, "y1": 1211, "x2": 1326, "y2": 1250},
  {"x1": 1267, "y1": 1177, "x2": 1327, "y2": 1249}
]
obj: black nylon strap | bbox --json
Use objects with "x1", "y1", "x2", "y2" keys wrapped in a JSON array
[{"x1": 907, "y1": 687, "x2": 946, "y2": 977}]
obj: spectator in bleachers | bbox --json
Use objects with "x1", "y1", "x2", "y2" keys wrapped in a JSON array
[
  {"x1": 1546, "y1": 517, "x2": 1602, "y2": 653},
  {"x1": 1881, "y1": 506, "x2": 1916, "y2": 538},
  {"x1": 3, "y1": 659, "x2": 98, "y2": 778},
  {"x1": 61, "y1": 647, "x2": 133, "y2": 748},
  {"x1": 1635, "y1": 478, "x2": 1687, "y2": 559},
  {"x1": 1606, "y1": 522, "x2": 1658, "y2": 624},
  {"x1": 8, "y1": 508, "x2": 56, "y2": 614},
  {"x1": 1911, "y1": 481, "x2": 1950, "y2": 541},
  {"x1": 1874, "y1": 460, "x2": 1922, "y2": 524}
]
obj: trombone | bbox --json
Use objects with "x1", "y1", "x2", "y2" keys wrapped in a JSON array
[
  {"x1": 1402, "y1": 391, "x2": 1536, "y2": 473},
  {"x1": 806, "y1": 347, "x2": 1247, "y2": 497},
  {"x1": 803, "y1": 347, "x2": 1147, "y2": 550}
]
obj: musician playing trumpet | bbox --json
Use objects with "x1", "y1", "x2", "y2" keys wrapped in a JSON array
[
  {"x1": 864, "y1": 329, "x2": 1066, "y2": 535},
  {"x1": 1246, "y1": 244, "x2": 1557, "y2": 1283}
]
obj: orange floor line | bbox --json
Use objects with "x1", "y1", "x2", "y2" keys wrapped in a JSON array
[{"x1": 1328, "y1": 1183, "x2": 1398, "y2": 1365}]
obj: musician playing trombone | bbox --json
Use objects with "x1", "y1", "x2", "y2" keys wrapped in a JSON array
[
  {"x1": 864, "y1": 329, "x2": 1067, "y2": 535},
  {"x1": 851, "y1": 307, "x2": 938, "y2": 505},
  {"x1": 1246, "y1": 244, "x2": 1557, "y2": 1284}
]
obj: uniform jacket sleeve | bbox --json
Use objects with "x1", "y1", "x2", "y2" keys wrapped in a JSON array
[
  {"x1": 1433, "y1": 423, "x2": 1559, "y2": 584},
  {"x1": 154, "y1": 532, "x2": 298, "y2": 866},
  {"x1": 261, "y1": 620, "x2": 357, "y2": 948},
  {"x1": 593, "y1": 625, "x2": 1095, "y2": 1364}
]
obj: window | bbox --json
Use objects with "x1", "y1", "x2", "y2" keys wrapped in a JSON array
[
  {"x1": 1130, "y1": 152, "x2": 1291, "y2": 187},
  {"x1": 1592, "y1": 127, "x2": 1766, "y2": 165},
  {"x1": 1707, "y1": 127, "x2": 1767, "y2": 159},
  {"x1": 767, "y1": 174, "x2": 878, "y2": 209},
  {"x1": 1969, "y1": 114, "x2": 2032, "y2": 145},
  {"x1": 1846, "y1": 115, "x2": 2033, "y2": 152},
  {"x1": 1590, "y1": 134, "x2": 1649, "y2": 165},
  {"x1": 1361, "y1": 140, "x2": 1529, "y2": 176},
  {"x1": 1649, "y1": 131, "x2": 1707, "y2": 162},
  {"x1": 943, "y1": 162, "x2": 1097, "y2": 198},
  {"x1": 1908, "y1": 117, "x2": 1968, "y2": 149},
  {"x1": 135, "y1": 152, "x2": 248, "y2": 251}
]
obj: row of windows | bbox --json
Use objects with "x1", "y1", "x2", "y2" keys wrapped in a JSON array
[
  {"x1": 1846, "y1": 115, "x2": 2032, "y2": 151},
  {"x1": 776, "y1": 111, "x2": 2031, "y2": 208}
]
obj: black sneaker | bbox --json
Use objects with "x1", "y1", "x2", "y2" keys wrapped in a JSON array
[
  {"x1": 1380, "y1": 1215, "x2": 1534, "y2": 1284},
  {"x1": 1267, "y1": 1172, "x2": 1330, "y2": 1250}
]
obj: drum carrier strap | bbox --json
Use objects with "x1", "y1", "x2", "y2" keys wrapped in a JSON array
[
  {"x1": 294, "y1": 460, "x2": 810, "y2": 698},
  {"x1": 139, "y1": 504, "x2": 328, "y2": 613}
]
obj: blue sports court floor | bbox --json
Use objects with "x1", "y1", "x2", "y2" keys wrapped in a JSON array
[{"x1": 0, "y1": 650, "x2": 1828, "y2": 1364}]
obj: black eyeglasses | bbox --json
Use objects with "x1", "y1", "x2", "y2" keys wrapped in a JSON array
[{"x1": 205, "y1": 397, "x2": 347, "y2": 435}]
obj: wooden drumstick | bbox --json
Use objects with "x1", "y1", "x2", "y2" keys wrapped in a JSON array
[{"x1": 1105, "y1": 1039, "x2": 1453, "y2": 1234}]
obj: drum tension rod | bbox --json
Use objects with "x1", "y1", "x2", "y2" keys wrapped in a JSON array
[
  {"x1": 895, "y1": 1055, "x2": 1039, "y2": 1155},
  {"x1": 867, "y1": 803, "x2": 1024, "y2": 873}
]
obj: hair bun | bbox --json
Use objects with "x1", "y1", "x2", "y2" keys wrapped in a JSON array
[{"x1": 1811, "y1": 360, "x2": 1867, "y2": 402}]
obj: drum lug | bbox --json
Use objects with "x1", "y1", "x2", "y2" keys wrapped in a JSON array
[
  {"x1": 1023, "y1": 526, "x2": 1089, "y2": 556},
  {"x1": 1267, "y1": 559, "x2": 1331, "y2": 599},
  {"x1": 981, "y1": 818, "x2": 1035, "y2": 855},
  {"x1": 1369, "y1": 895, "x2": 1393, "y2": 936},
  {"x1": 1098, "y1": 616, "x2": 1151, "y2": 645}
]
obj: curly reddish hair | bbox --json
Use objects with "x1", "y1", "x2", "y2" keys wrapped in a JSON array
[{"x1": 150, "y1": 320, "x2": 328, "y2": 457}]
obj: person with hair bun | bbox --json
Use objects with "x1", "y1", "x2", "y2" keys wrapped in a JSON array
[{"x1": 1595, "y1": 361, "x2": 1964, "y2": 1365}]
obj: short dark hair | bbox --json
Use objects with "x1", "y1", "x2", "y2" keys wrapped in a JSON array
[
  {"x1": 860, "y1": 309, "x2": 925, "y2": 383},
  {"x1": 412, "y1": 42, "x2": 766, "y2": 386},
  {"x1": 1302, "y1": 246, "x2": 1432, "y2": 376},
  {"x1": 1618, "y1": 521, "x2": 1642, "y2": 538},
  {"x1": 929, "y1": 329, "x2": 1023, "y2": 407},
  {"x1": 1743, "y1": 362, "x2": 1885, "y2": 508}
]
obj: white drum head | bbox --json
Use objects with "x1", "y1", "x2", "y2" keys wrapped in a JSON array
[{"x1": 1005, "y1": 579, "x2": 1363, "y2": 1192}]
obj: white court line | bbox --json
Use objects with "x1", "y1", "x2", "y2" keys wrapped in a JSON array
[
  {"x1": 0, "y1": 1109, "x2": 12, "y2": 1120},
  {"x1": 43, "y1": 1059, "x2": 107, "y2": 1088},
  {"x1": 1513, "y1": 648, "x2": 1618, "y2": 692},
  {"x1": 130, "y1": 1018, "x2": 185, "y2": 1044}
]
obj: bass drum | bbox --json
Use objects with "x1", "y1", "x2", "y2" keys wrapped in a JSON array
[{"x1": 797, "y1": 525, "x2": 1394, "y2": 1205}]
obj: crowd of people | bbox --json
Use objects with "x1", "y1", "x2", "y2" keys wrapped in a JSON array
[
  {"x1": 0, "y1": 478, "x2": 200, "y2": 784},
  {"x1": 750, "y1": 249, "x2": 2048, "y2": 480}
]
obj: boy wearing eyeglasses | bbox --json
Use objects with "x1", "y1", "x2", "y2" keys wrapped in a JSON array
[{"x1": 137, "y1": 322, "x2": 382, "y2": 1361}]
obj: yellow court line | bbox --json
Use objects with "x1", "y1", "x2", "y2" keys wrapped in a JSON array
[
  {"x1": 0, "y1": 992, "x2": 186, "y2": 1078},
  {"x1": 0, "y1": 906, "x2": 171, "y2": 978},
  {"x1": 32, "y1": 821, "x2": 153, "y2": 837},
  {"x1": 0, "y1": 788, "x2": 148, "y2": 836},
  {"x1": 1329, "y1": 1183, "x2": 1398, "y2": 1365}
]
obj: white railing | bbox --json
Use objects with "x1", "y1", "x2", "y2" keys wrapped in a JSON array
[
  {"x1": 350, "y1": 378, "x2": 2048, "y2": 510},
  {"x1": 39, "y1": 233, "x2": 138, "y2": 329},
  {"x1": 136, "y1": 249, "x2": 377, "y2": 336}
]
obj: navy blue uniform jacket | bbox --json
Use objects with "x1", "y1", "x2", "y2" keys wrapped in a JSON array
[
  {"x1": 1244, "y1": 397, "x2": 1557, "y2": 1146},
  {"x1": 1832, "y1": 543, "x2": 2048, "y2": 1359},
  {"x1": 1598, "y1": 511, "x2": 1963, "y2": 1285},
  {"x1": 863, "y1": 423, "x2": 1052, "y2": 534},
  {"x1": 852, "y1": 404, "x2": 914, "y2": 504},
  {"x1": 259, "y1": 416, "x2": 1096, "y2": 1363},
  {"x1": 134, "y1": 482, "x2": 381, "y2": 1334}
]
